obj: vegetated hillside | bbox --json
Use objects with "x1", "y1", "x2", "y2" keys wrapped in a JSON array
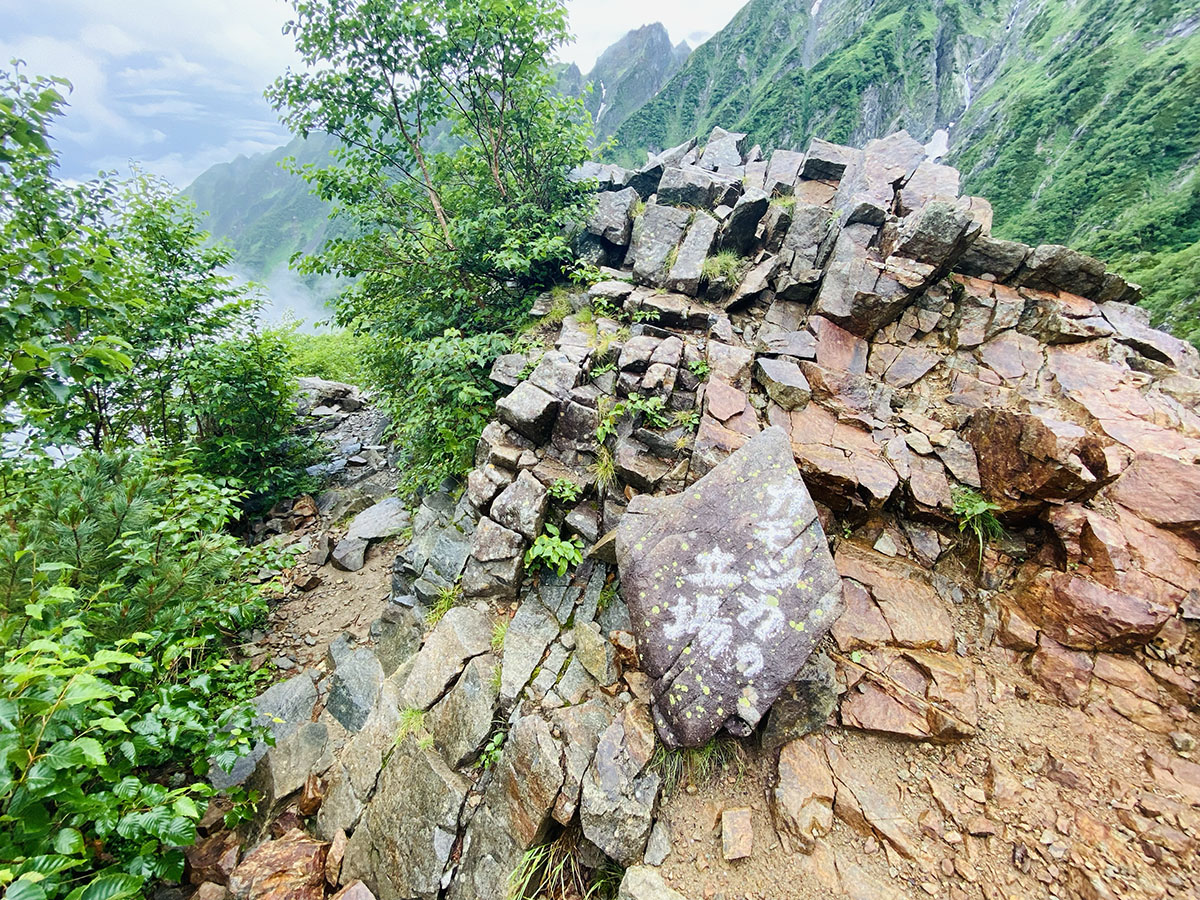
[
  {"x1": 582, "y1": 23, "x2": 690, "y2": 141},
  {"x1": 184, "y1": 131, "x2": 342, "y2": 285},
  {"x1": 612, "y1": 0, "x2": 1200, "y2": 342}
]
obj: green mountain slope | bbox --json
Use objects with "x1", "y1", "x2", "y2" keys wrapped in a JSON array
[
  {"x1": 582, "y1": 23, "x2": 690, "y2": 141},
  {"x1": 612, "y1": 0, "x2": 1200, "y2": 341}
]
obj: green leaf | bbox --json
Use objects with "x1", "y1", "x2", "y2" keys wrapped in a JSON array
[
  {"x1": 53, "y1": 828, "x2": 85, "y2": 856},
  {"x1": 79, "y1": 873, "x2": 142, "y2": 900},
  {"x1": 6, "y1": 877, "x2": 48, "y2": 900}
]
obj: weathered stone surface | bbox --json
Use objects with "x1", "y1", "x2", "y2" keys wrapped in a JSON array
[
  {"x1": 812, "y1": 227, "x2": 908, "y2": 337},
  {"x1": 764, "y1": 148, "x2": 805, "y2": 195},
  {"x1": 1101, "y1": 302, "x2": 1199, "y2": 371},
  {"x1": 834, "y1": 131, "x2": 925, "y2": 226},
  {"x1": 500, "y1": 596, "x2": 561, "y2": 702},
  {"x1": 629, "y1": 203, "x2": 691, "y2": 286},
  {"x1": 839, "y1": 648, "x2": 978, "y2": 741},
  {"x1": 657, "y1": 166, "x2": 737, "y2": 209},
  {"x1": 954, "y1": 235, "x2": 1030, "y2": 281},
  {"x1": 228, "y1": 829, "x2": 328, "y2": 900},
  {"x1": 1029, "y1": 634, "x2": 1093, "y2": 706},
  {"x1": 342, "y1": 740, "x2": 468, "y2": 900},
  {"x1": 617, "y1": 427, "x2": 843, "y2": 748},
  {"x1": 666, "y1": 211, "x2": 719, "y2": 296},
  {"x1": 1109, "y1": 452, "x2": 1200, "y2": 539},
  {"x1": 826, "y1": 740, "x2": 925, "y2": 862},
  {"x1": 755, "y1": 356, "x2": 811, "y2": 410},
  {"x1": 346, "y1": 498, "x2": 410, "y2": 542},
  {"x1": 213, "y1": 674, "x2": 318, "y2": 790},
  {"x1": 719, "y1": 188, "x2": 769, "y2": 255},
  {"x1": 402, "y1": 606, "x2": 492, "y2": 710},
  {"x1": 760, "y1": 652, "x2": 837, "y2": 751},
  {"x1": 496, "y1": 382, "x2": 559, "y2": 443},
  {"x1": 698, "y1": 126, "x2": 748, "y2": 171},
  {"x1": 331, "y1": 536, "x2": 369, "y2": 572},
  {"x1": 1016, "y1": 243, "x2": 1108, "y2": 298},
  {"x1": 801, "y1": 137, "x2": 859, "y2": 181},
  {"x1": 721, "y1": 807, "x2": 753, "y2": 860},
  {"x1": 187, "y1": 830, "x2": 241, "y2": 886},
  {"x1": 489, "y1": 470, "x2": 548, "y2": 541},
  {"x1": 449, "y1": 714, "x2": 565, "y2": 900},
  {"x1": 615, "y1": 438, "x2": 671, "y2": 492},
  {"x1": 1020, "y1": 572, "x2": 1173, "y2": 651},
  {"x1": 833, "y1": 543, "x2": 954, "y2": 651},
  {"x1": 892, "y1": 200, "x2": 981, "y2": 271},
  {"x1": 618, "y1": 866, "x2": 687, "y2": 900},
  {"x1": 898, "y1": 159, "x2": 960, "y2": 216},
  {"x1": 772, "y1": 736, "x2": 835, "y2": 853},
  {"x1": 550, "y1": 698, "x2": 616, "y2": 824},
  {"x1": 427, "y1": 654, "x2": 499, "y2": 768},
  {"x1": 528, "y1": 350, "x2": 582, "y2": 400},
  {"x1": 326, "y1": 648, "x2": 384, "y2": 733},
  {"x1": 588, "y1": 187, "x2": 640, "y2": 246},
  {"x1": 580, "y1": 703, "x2": 661, "y2": 866}
]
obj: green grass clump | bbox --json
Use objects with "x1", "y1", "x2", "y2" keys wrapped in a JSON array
[
  {"x1": 491, "y1": 618, "x2": 510, "y2": 652},
  {"x1": 396, "y1": 707, "x2": 427, "y2": 743},
  {"x1": 951, "y1": 486, "x2": 1005, "y2": 566},
  {"x1": 427, "y1": 582, "x2": 462, "y2": 625},
  {"x1": 651, "y1": 736, "x2": 745, "y2": 796},
  {"x1": 701, "y1": 250, "x2": 742, "y2": 284},
  {"x1": 508, "y1": 826, "x2": 624, "y2": 900}
]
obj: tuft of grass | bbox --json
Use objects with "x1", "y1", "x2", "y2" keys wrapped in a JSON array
[
  {"x1": 630, "y1": 198, "x2": 646, "y2": 219},
  {"x1": 671, "y1": 409, "x2": 700, "y2": 430},
  {"x1": 664, "y1": 245, "x2": 680, "y2": 274},
  {"x1": 590, "y1": 446, "x2": 616, "y2": 492},
  {"x1": 951, "y1": 486, "x2": 1005, "y2": 567},
  {"x1": 396, "y1": 707, "x2": 427, "y2": 744},
  {"x1": 651, "y1": 736, "x2": 745, "y2": 796},
  {"x1": 491, "y1": 617, "x2": 510, "y2": 652},
  {"x1": 769, "y1": 192, "x2": 798, "y2": 209},
  {"x1": 508, "y1": 826, "x2": 624, "y2": 900},
  {"x1": 427, "y1": 581, "x2": 462, "y2": 626},
  {"x1": 544, "y1": 288, "x2": 573, "y2": 327},
  {"x1": 701, "y1": 250, "x2": 742, "y2": 284}
]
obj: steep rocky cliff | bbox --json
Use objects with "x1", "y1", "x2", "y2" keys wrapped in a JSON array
[
  {"x1": 203, "y1": 127, "x2": 1200, "y2": 900},
  {"x1": 613, "y1": 0, "x2": 1200, "y2": 342},
  {"x1": 582, "y1": 24, "x2": 691, "y2": 141}
]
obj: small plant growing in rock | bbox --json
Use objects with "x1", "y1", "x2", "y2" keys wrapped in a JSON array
[
  {"x1": 597, "y1": 578, "x2": 619, "y2": 612},
  {"x1": 590, "y1": 446, "x2": 617, "y2": 491},
  {"x1": 509, "y1": 825, "x2": 622, "y2": 900},
  {"x1": 631, "y1": 306, "x2": 661, "y2": 324},
  {"x1": 548, "y1": 478, "x2": 583, "y2": 503},
  {"x1": 652, "y1": 736, "x2": 744, "y2": 796},
  {"x1": 701, "y1": 250, "x2": 742, "y2": 284},
  {"x1": 396, "y1": 707, "x2": 427, "y2": 744},
  {"x1": 671, "y1": 409, "x2": 700, "y2": 431},
  {"x1": 223, "y1": 786, "x2": 263, "y2": 829},
  {"x1": 491, "y1": 618, "x2": 510, "y2": 652},
  {"x1": 591, "y1": 297, "x2": 620, "y2": 319},
  {"x1": 427, "y1": 582, "x2": 462, "y2": 625},
  {"x1": 589, "y1": 358, "x2": 616, "y2": 380},
  {"x1": 480, "y1": 729, "x2": 506, "y2": 769},
  {"x1": 524, "y1": 524, "x2": 584, "y2": 576},
  {"x1": 687, "y1": 358, "x2": 710, "y2": 379},
  {"x1": 630, "y1": 197, "x2": 646, "y2": 219},
  {"x1": 564, "y1": 259, "x2": 604, "y2": 287},
  {"x1": 952, "y1": 486, "x2": 1005, "y2": 566}
]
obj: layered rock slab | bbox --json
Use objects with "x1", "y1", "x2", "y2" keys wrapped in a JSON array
[{"x1": 616, "y1": 426, "x2": 843, "y2": 747}]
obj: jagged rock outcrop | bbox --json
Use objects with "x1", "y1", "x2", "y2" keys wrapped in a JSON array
[{"x1": 235, "y1": 124, "x2": 1200, "y2": 900}]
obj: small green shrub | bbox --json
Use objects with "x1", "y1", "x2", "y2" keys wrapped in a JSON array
[
  {"x1": 591, "y1": 297, "x2": 621, "y2": 320},
  {"x1": 687, "y1": 358, "x2": 710, "y2": 379},
  {"x1": 524, "y1": 524, "x2": 584, "y2": 577},
  {"x1": 701, "y1": 251, "x2": 742, "y2": 284},
  {"x1": 285, "y1": 328, "x2": 364, "y2": 384},
  {"x1": 595, "y1": 393, "x2": 669, "y2": 444},
  {"x1": 480, "y1": 730, "x2": 506, "y2": 770},
  {"x1": 548, "y1": 478, "x2": 583, "y2": 504},
  {"x1": 631, "y1": 307, "x2": 661, "y2": 324},
  {"x1": 671, "y1": 409, "x2": 700, "y2": 430},
  {"x1": 952, "y1": 487, "x2": 1005, "y2": 566}
]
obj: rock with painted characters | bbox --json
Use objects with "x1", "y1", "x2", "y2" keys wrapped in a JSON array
[{"x1": 615, "y1": 426, "x2": 843, "y2": 748}]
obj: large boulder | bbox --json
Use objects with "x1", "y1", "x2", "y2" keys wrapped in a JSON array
[
  {"x1": 719, "y1": 189, "x2": 770, "y2": 255},
  {"x1": 580, "y1": 703, "x2": 661, "y2": 865},
  {"x1": 587, "y1": 186, "x2": 640, "y2": 246},
  {"x1": 665, "y1": 211, "x2": 720, "y2": 296},
  {"x1": 657, "y1": 165, "x2": 738, "y2": 209},
  {"x1": 616, "y1": 427, "x2": 843, "y2": 748},
  {"x1": 629, "y1": 204, "x2": 692, "y2": 286}
]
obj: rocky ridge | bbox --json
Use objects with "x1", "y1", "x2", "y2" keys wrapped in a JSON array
[{"x1": 197, "y1": 127, "x2": 1199, "y2": 900}]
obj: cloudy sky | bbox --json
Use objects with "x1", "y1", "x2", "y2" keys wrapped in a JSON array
[{"x1": 0, "y1": 0, "x2": 747, "y2": 186}]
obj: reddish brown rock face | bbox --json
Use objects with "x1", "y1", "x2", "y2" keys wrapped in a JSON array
[
  {"x1": 1109, "y1": 452, "x2": 1200, "y2": 542},
  {"x1": 1021, "y1": 571, "x2": 1173, "y2": 651},
  {"x1": 228, "y1": 829, "x2": 329, "y2": 900},
  {"x1": 1029, "y1": 635, "x2": 1094, "y2": 706}
]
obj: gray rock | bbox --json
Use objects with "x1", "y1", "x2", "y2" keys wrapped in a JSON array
[
  {"x1": 212, "y1": 673, "x2": 318, "y2": 790},
  {"x1": 719, "y1": 189, "x2": 769, "y2": 255},
  {"x1": 549, "y1": 698, "x2": 615, "y2": 824},
  {"x1": 342, "y1": 739, "x2": 468, "y2": 900},
  {"x1": 528, "y1": 350, "x2": 583, "y2": 400},
  {"x1": 1015, "y1": 243, "x2": 1108, "y2": 298},
  {"x1": 347, "y1": 497, "x2": 410, "y2": 542},
  {"x1": 954, "y1": 235, "x2": 1030, "y2": 281},
  {"x1": 461, "y1": 552, "x2": 523, "y2": 602},
  {"x1": 500, "y1": 596, "x2": 561, "y2": 702},
  {"x1": 327, "y1": 648, "x2": 385, "y2": 732},
  {"x1": 588, "y1": 187, "x2": 640, "y2": 246},
  {"x1": 402, "y1": 606, "x2": 492, "y2": 710},
  {"x1": 657, "y1": 166, "x2": 738, "y2": 209},
  {"x1": 489, "y1": 352, "x2": 528, "y2": 388},
  {"x1": 754, "y1": 356, "x2": 812, "y2": 410},
  {"x1": 428, "y1": 654, "x2": 500, "y2": 768},
  {"x1": 465, "y1": 464, "x2": 512, "y2": 514},
  {"x1": 834, "y1": 131, "x2": 925, "y2": 226},
  {"x1": 308, "y1": 533, "x2": 332, "y2": 566},
  {"x1": 698, "y1": 126, "x2": 748, "y2": 171},
  {"x1": 580, "y1": 703, "x2": 661, "y2": 866},
  {"x1": 891, "y1": 199, "x2": 982, "y2": 271},
  {"x1": 760, "y1": 652, "x2": 838, "y2": 752},
  {"x1": 470, "y1": 516, "x2": 526, "y2": 563},
  {"x1": 629, "y1": 204, "x2": 691, "y2": 287},
  {"x1": 331, "y1": 536, "x2": 369, "y2": 572},
  {"x1": 619, "y1": 866, "x2": 686, "y2": 900},
  {"x1": 616, "y1": 427, "x2": 843, "y2": 748},
  {"x1": 496, "y1": 381, "x2": 560, "y2": 443},
  {"x1": 643, "y1": 820, "x2": 672, "y2": 866},
  {"x1": 800, "y1": 137, "x2": 859, "y2": 181},
  {"x1": 765, "y1": 148, "x2": 805, "y2": 195},
  {"x1": 615, "y1": 438, "x2": 671, "y2": 493},
  {"x1": 665, "y1": 211, "x2": 719, "y2": 296},
  {"x1": 1101, "y1": 301, "x2": 1200, "y2": 371},
  {"x1": 574, "y1": 621, "x2": 617, "y2": 686},
  {"x1": 565, "y1": 503, "x2": 602, "y2": 544},
  {"x1": 448, "y1": 714, "x2": 564, "y2": 900},
  {"x1": 248, "y1": 721, "x2": 331, "y2": 812},
  {"x1": 375, "y1": 605, "x2": 425, "y2": 676},
  {"x1": 489, "y1": 470, "x2": 548, "y2": 541},
  {"x1": 812, "y1": 225, "x2": 913, "y2": 337},
  {"x1": 590, "y1": 280, "x2": 636, "y2": 302}
]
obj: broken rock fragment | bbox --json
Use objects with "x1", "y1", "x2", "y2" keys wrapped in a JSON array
[{"x1": 617, "y1": 427, "x2": 843, "y2": 748}]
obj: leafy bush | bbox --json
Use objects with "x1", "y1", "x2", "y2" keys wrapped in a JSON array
[
  {"x1": 0, "y1": 450, "x2": 272, "y2": 900},
  {"x1": 182, "y1": 329, "x2": 318, "y2": 508},
  {"x1": 951, "y1": 487, "x2": 1005, "y2": 566},
  {"x1": 524, "y1": 524, "x2": 584, "y2": 577},
  {"x1": 285, "y1": 328, "x2": 365, "y2": 384}
]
